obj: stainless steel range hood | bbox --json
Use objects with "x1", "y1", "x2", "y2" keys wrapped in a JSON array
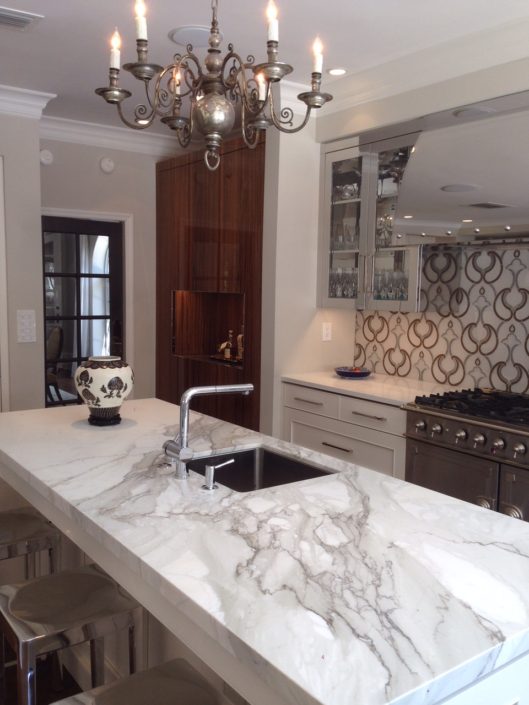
[{"x1": 361, "y1": 91, "x2": 529, "y2": 245}]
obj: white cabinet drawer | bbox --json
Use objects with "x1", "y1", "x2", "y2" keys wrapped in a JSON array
[
  {"x1": 283, "y1": 383, "x2": 340, "y2": 419},
  {"x1": 283, "y1": 408, "x2": 406, "y2": 479},
  {"x1": 339, "y1": 395, "x2": 405, "y2": 435}
]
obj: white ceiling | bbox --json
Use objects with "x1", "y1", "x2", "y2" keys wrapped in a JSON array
[{"x1": 2, "y1": 0, "x2": 529, "y2": 129}]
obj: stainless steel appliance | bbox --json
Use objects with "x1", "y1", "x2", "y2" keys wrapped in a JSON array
[{"x1": 405, "y1": 389, "x2": 529, "y2": 522}]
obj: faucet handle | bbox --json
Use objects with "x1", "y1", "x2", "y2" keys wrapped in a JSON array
[{"x1": 202, "y1": 458, "x2": 235, "y2": 491}]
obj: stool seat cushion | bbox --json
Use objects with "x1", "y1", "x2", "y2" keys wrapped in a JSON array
[
  {"x1": 50, "y1": 658, "x2": 218, "y2": 705},
  {"x1": 9, "y1": 569, "x2": 134, "y2": 628},
  {"x1": 0, "y1": 507, "x2": 60, "y2": 563},
  {"x1": 0, "y1": 508, "x2": 56, "y2": 544}
]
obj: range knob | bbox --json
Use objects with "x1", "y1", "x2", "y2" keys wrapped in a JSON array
[
  {"x1": 454, "y1": 429, "x2": 467, "y2": 443},
  {"x1": 473, "y1": 432, "x2": 486, "y2": 447},
  {"x1": 415, "y1": 420, "x2": 426, "y2": 431},
  {"x1": 492, "y1": 438, "x2": 506, "y2": 452},
  {"x1": 513, "y1": 442, "x2": 527, "y2": 458},
  {"x1": 431, "y1": 423, "x2": 443, "y2": 435}
]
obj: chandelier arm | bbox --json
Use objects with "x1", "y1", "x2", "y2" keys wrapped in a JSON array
[
  {"x1": 175, "y1": 121, "x2": 192, "y2": 148},
  {"x1": 240, "y1": 108, "x2": 260, "y2": 150},
  {"x1": 268, "y1": 89, "x2": 312, "y2": 134},
  {"x1": 219, "y1": 50, "x2": 264, "y2": 117},
  {"x1": 116, "y1": 101, "x2": 157, "y2": 129}
]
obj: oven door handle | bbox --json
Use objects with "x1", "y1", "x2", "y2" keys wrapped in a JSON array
[
  {"x1": 475, "y1": 496, "x2": 495, "y2": 511},
  {"x1": 499, "y1": 501, "x2": 524, "y2": 521}
]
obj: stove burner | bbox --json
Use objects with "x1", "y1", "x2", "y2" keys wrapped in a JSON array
[{"x1": 414, "y1": 388, "x2": 529, "y2": 428}]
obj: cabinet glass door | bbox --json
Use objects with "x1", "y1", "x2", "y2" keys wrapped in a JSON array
[
  {"x1": 366, "y1": 246, "x2": 422, "y2": 312},
  {"x1": 319, "y1": 145, "x2": 369, "y2": 307},
  {"x1": 365, "y1": 138, "x2": 422, "y2": 312}
]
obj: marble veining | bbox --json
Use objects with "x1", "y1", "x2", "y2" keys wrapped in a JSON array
[{"x1": 0, "y1": 399, "x2": 529, "y2": 705}]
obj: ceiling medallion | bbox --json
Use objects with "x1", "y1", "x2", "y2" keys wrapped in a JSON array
[{"x1": 96, "y1": 0, "x2": 333, "y2": 171}]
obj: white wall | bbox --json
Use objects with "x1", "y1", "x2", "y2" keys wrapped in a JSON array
[
  {"x1": 261, "y1": 119, "x2": 355, "y2": 436},
  {"x1": 0, "y1": 114, "x2": 45, "y2": 410},
  {"x1": 40, "y1": 139, "x2": 157, "y2": 400}
]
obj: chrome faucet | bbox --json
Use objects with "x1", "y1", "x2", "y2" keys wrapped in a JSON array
[{"x1": 163, "y1": 384, "x2": 254, "y2": 478}]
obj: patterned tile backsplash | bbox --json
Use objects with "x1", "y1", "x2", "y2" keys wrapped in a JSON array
[{"x1": 355, "y1": 244, "x2": 529, "y2": 391}]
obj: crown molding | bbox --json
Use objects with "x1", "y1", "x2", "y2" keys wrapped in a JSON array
[
  {"x1": 39, "y1": 115, "x2": 180, "y2": 158},
  {"x1": 0, "y1": 84, "x2": 56, "y2": 119}
]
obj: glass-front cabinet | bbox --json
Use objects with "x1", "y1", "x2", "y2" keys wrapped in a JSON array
[{"x1": 319, "y1": 135, "x2": 422, "y2": 312}]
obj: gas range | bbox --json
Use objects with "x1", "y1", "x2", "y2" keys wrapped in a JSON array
[
  {"x1": 405, "y1": 388, "x2": 529, "y2": 468},
  {"x1": 404, "y1": 389, "x2": 529, "y2": 521}
]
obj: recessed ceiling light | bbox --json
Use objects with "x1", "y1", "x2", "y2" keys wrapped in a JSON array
[
  {"x1": 462, "y1": 219, "x2": 473, "y2": 223},
  {"x1": 0, "y1": 6, "x2": 43, "y2": 30},
  {"x1": 453, "y1": 106, "x2": 496, "y2": 119},
  {"x1": 168, "y1": 25, "x2": 218, "y2": 48},
  {"x1": 440, "y1": 184, "x2": 478, "y2": 193},
  {"x1": 403, "y1": 215, "x2": 413, "y2": 219},
  {"x1": 327, "y1": 67, "x2": 346, "y2": 76}
]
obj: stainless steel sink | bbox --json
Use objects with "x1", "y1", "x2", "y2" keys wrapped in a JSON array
[{"x1": 186, "y1": 447, "x2": 331, "y2": 492}]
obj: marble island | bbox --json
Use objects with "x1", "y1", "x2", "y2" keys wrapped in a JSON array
[{"x1": 0, "y1": 399, "x2": 529, "y2": 705}]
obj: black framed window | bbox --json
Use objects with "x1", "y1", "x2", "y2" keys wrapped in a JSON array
[{"x1": 42, "y1": 216, "x2": 124, "y2": 406}]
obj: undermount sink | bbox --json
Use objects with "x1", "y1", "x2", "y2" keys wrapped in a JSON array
[{"x1": 186, "y1": 447, "x2": 331, "y2": 492}]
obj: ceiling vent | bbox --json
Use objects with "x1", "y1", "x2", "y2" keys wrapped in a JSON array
[
  {"x1": 0, "y1": 6, "x2": 43, "y2": 30},
  {"x1": 468, "y1": 202, "x2": 513, "y2": 209}
]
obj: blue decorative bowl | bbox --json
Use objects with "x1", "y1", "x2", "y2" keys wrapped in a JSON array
[{"x1": 335, "y1": 367, "x2": 371, "y2": 379}]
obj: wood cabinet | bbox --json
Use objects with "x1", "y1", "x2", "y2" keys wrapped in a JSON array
[
  {"x1": 318, "y1": 134, "x2": 422, "y2": 312},
  {"x1": 156, "y1": 137, "x2": 264, "y2": 429},
  {"x1": 282, "y1": 382, "x2": 406, "y2": 479}
]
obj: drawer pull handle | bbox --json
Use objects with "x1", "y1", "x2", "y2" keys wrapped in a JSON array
[
  {"x1": 322, "y1": 441, "x2": 351, "y2": 454},
  {"x1": 293, "y1": 397, "x2": 324, "y2": 406},
  {"x1": 351, "y1": 410, "x2": 387, "y2": 422}
]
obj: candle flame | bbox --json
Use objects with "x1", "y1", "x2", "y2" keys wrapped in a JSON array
[
  {"x1": 312, "y1": 36, "x2": 323, "y2": 57},
  {"x1": 266, "y1": 0, "x2": 278, "y2": 22},
  {"x1": 111, "y1": 29, "x2": 121, "y2": 50},
  {"x1": 135, "y1": 0, "x2": 146, "y2": 18}
]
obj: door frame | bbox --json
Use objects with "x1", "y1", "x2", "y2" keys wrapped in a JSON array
[
  {"x1": 41, "y1": 208, "x2": 134, "y2": 379},
  {"x1": 0, "y1": 157, "x2": 9, "y2": 411}
]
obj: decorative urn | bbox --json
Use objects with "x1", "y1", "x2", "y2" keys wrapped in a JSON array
[{"x1": 74, "y1": 356, "x2": 133, "y2": 426}]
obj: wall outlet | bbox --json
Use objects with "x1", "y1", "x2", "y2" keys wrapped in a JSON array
[{"x1": 322, "y1": 321, "x2": 332, "y2": 342}]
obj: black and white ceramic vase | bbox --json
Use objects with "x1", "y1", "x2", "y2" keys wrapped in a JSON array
[{"x1": 74, "y1": 356, "x2": 134, "y2": 426}]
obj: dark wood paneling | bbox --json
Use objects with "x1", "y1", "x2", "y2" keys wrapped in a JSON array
[{"x1": 156, "y1": 137, "x2": 264, "y2": 430}]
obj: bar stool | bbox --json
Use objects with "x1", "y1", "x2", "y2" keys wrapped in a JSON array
[
  {"x1": 0, "y1": 563, "x2": 139, "y2": 705},
  {"x1": 49, "y1": 658, "x2": 218, "y2": 705},
  {"x1": 0, "y1": 507, "x2": 61, "y2": 579}
]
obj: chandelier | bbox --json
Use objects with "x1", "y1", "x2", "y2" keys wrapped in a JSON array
[{"x1": 96, "y1": 0, "x2": 333, "y2": 171}]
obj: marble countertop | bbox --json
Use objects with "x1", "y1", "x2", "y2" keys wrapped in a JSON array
[
  {"x1": 0, "y1": 399, "x2": 529, "y2": 705},
  {"x1": 282, "y1": 371, "x2": 457, "y2": 406}
]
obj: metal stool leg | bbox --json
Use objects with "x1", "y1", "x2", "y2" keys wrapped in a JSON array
[
  {"x1": 0, "y1": 632, "x2": 6, "y2": 703},
  {"x1": 128, "y1": 624, "x2": 136, "y2": 675},
  {"x1": 24, "y1": 552, "x2": 37, "y2": 581},
  {"x1": 90, "y1": 637, "x2": 105, "y2": 688},
  {"x1": 18, "y1": 644, "x2": 37, "y2": 705}
]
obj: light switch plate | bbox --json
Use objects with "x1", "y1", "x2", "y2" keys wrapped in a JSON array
[
  {"x1": 17, "y1": 309, "x2": 36, "y2": 343},
  {"x1": 322, "y1": 321, "x2": 332, "y2": 341}
]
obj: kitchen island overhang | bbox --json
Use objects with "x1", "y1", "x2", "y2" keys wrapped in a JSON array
[{"x1": 0, "y1": 398, "x2": 528, "y2": 705}]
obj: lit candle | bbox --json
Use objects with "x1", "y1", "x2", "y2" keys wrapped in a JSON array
[
  {"x1": 174, "y1": 70, "x2": 181, "y2": 96},
  {"x1": 312, "y1": 36, "x2": 323, "y2": 74},
  {"x1": 266, "y1": 0, "x2": 278, "y2": 42},
  {"x1": 135, "y1": 0, "x2": 148, "y2": 40},
  {"x1": 110, "y1": 29, "x2": 121, "y2": 69},
  {"x1": 256, "y1": 73, "x2": 266, "y2": 101}
]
